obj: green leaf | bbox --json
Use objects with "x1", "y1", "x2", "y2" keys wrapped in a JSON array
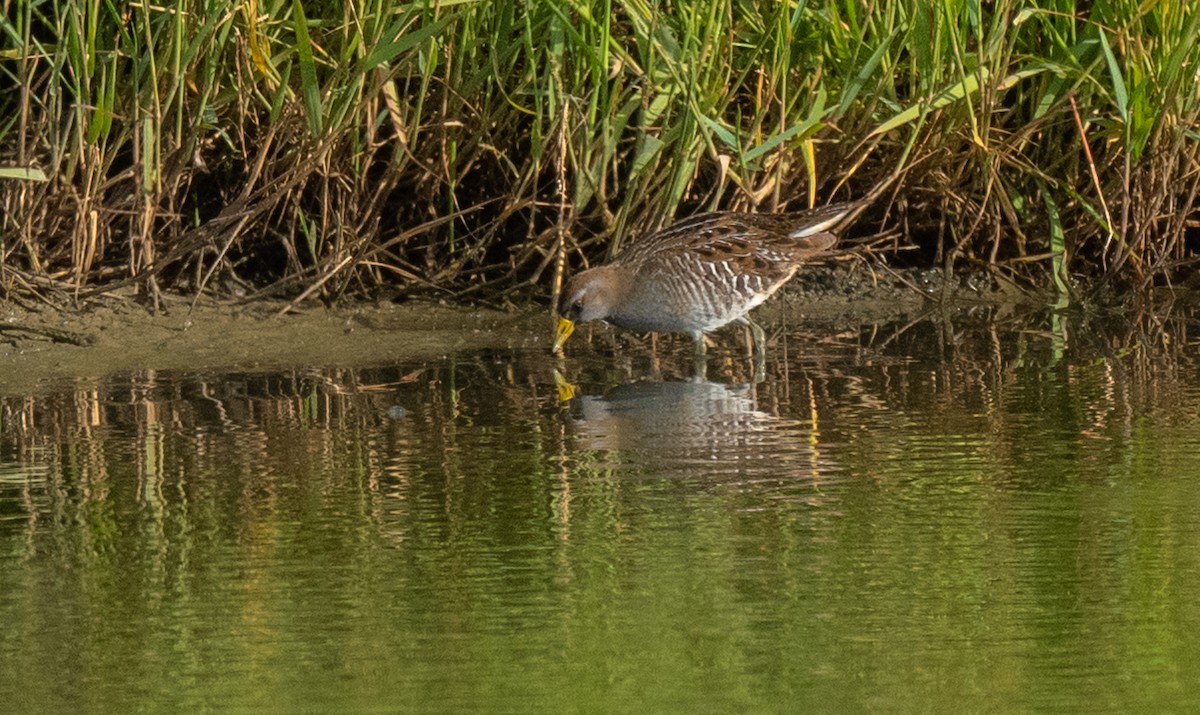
[
  {"x1": 1040, "y1": 185, "x2": 1069, "y2": 306},
  {"x1": 298, "y1": 209, "x2": 317, "y2": 260},
  {"x1": 837, "y1": 36, "x2": 893, "y2": 117},
  {"x1": 870, "y1": 69, "x2": 988, "y2": 137},
  {"x1": 1097, "y1": 30, "x2": 1128, "y2": 121},
  {"x1": 744, "y1": 90, "x2": 827, "y2": 164},
  {"x1": 361, "y1": 15, "x2": 453, "y2": 72},
  {"x1": 0, "y1": 166, "x2": 48, "y2": 181},
  {"x1": 630, "y1": 134, "x2": 665, "y2": 177},
  {"x1": 699, "y1": 115, "x2": 738, "y2": 152},
  {"x1": 292, "y1": 0, "x2": 322, "y2": 135}
]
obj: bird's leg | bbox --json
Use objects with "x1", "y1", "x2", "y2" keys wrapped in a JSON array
[
  {"x1": 690, "y1": 331, "x2": 708, "y2": 380},
  {"x1": 746, "y1": 317, "x2": 766, "y2": 357},
  {"x1": 649, "y1": 332, "x2": 663, "y2": 375},
  {"x1": 736, "y1": 317, "x2": 767, "y2": 383}
]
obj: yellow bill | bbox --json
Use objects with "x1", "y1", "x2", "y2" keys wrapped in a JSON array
[
  {"x1": 553, "y1": 369, "x2": 577, "y2": 402},
  {"x1": 553, "y1": 316, "x2": 576, "y2": 354}
]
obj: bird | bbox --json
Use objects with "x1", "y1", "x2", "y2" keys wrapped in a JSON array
[{"x1": 553, "y1": 201, "x2": 860, "y2": 359}]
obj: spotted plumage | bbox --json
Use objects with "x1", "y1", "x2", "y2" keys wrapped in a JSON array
[{"x1": 554, "y1": 202, "x2": 859, "y2": 356}]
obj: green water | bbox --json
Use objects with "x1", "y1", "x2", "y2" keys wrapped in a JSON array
[{"x1": 2, "y1": 312, "x2": 1199, "y2": 712}]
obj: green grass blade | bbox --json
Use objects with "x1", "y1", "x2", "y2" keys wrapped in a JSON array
[
  {"x1": 1040, "y1": 185, "x2": 1069, "y2": 307},
  {"x1": 743, "y1": 90, "x2": 827, "y2": 164},
  {"x1": 292, "y1": 0, "x2": 322, "y2": 135},
  {"x1": 870, "y1": 69, "x2": 988, "y2": 137},
  {"x1": 1097, "y1": 30, "x2": 1128, "y2": 121},
  {"x1": 0, "y1": 166, "x2": 48, "y2": 181},
  {"x1": 360, "y1": 14, "x2": 452, "y2": 72}
]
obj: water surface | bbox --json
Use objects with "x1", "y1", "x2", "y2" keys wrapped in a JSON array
[{"x1": 2, "y1": 307, "x2": 1199, "y2": 712}]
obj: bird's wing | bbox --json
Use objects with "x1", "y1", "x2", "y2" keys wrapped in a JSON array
[{"x1": 615, "y1": 206, "x2": 850, "y2": 280}]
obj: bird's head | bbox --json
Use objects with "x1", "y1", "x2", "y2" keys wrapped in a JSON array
[{"x1": 553, "y1": 267, "x2": 621, "y2": 353}]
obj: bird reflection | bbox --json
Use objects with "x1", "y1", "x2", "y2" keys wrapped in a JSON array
[{"x1": 566, "y1": 379, "x2": 816, "y2": 479}]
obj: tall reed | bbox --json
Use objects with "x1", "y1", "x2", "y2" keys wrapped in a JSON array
[{"x1": 0, "y1": 0, "x2": 1197, "y2": 305}]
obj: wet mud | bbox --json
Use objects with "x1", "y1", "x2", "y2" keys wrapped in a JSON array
[{"x1": 0, "y1": 265, "x2": 1041, "y2": 394}]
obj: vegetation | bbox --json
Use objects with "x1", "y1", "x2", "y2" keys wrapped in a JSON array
[{"x1": 1, "y1": 0, "x2": 1198, "y2": 308}]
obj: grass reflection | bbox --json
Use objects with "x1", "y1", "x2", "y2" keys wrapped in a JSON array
[{"x1": 1, "y1": 307, "x2": 1200, "y2": 711}]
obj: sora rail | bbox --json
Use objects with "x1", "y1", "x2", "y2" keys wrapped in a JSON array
[{"x1": 553, "y1": 202, "x2": 858, "y2": 357}]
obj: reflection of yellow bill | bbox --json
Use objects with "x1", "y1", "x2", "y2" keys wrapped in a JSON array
[
  {"x1": 553, "y1": 369, "x2": 576, "y2": 402},
  {"x1": 553, "y1": 316, "x2": 576, "y2": 354}
]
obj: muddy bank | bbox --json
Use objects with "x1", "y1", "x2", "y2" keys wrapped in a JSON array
[
  {"x1": 0, "y1": 293, "x2": 549, "y2": 393},
  {"x1": 0, "y1": 266, "x2": 1035, "y2": 394}
]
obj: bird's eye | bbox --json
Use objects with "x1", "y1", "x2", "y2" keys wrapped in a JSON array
[{"x1": 557, "y1": 295, "x2": 577, "y2": 319}]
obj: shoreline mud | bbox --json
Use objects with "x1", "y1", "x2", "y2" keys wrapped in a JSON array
[{"x1": 0, "y1": 265, "x2": 1046, "y2": 394}]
